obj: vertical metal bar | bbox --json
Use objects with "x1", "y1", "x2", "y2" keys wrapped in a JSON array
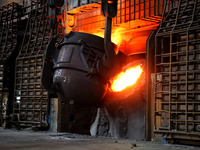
[
  {"x1": 146, "y1": 28, "x2": 158, "y2": 140},
  {"x1": 185, "y1": 23, "x2": 189, "y2": 133},
  {"x1": 0, "y1": 9, "x2": 8, "y2": 60},
  {"x1": 10, "y1": 3, "x2": 13, "y2": 48},
  {"x1": 144, "y1": 0, "x2": 146, "y2": 18},
  {"x1": 154, "y1": 0, "x2": 156, "y2": 16},
  {"x1": 139, "y1": 0, "x2": 140, "y2": 19},
  {"x1": 148, "y1": 0, "x2": 150, "y2": 18},
  {"x1": 120, "y1": 0, "x2": 122, "y2": 24},
  {"x1": 134, "y1": 0, "x2": 135, "y2": 19},
  {"x1": 125, "y1": 0, "x2": 126, "y2": 22},
  {"x1": 31, "y1": 6, "x2": 45, "y2": 55},
  {"x1": 159, "y1": 0, "x2": 168, "y2": 29},
  {"x1": 0, "y1": 8, "x2": 5, "y2": 47},
  {"x1": 29, "y1": 7, "x2": 38, "y2": 55},
  {"x1": 169, "y1": 0, "x2": 181, "y2": 131},
  {"x1": 37, "y1": 5, "x2": 48, "y2": 55},
  {"x1": 104, "y1": 16, "x2": 112, "y2": 52},
  {"x1": 78, "y1": 0, "x2": 81, "y2": 7},
  {"x1": 158, "y1": 0, "x2": 159, "y2": 16},
  {"x1": 185, "y1": 0, "x2": 197, "y2": 133},
  {"x1": 129, "y1": 0, "x2": 131, "y2": 21},
  {"x1": 19, "y1": 7, "x2": 31, "y2": 57}
]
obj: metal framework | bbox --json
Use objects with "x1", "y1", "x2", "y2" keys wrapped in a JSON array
[
  {"x1": 13, "y1": 0, "x2": 51, "y2": 128},
  {"x1": 0, "y1": 2, "x2": 20, "y2": 126},
  {"x1": 154, "y1": 0, "x2": 200, "y2": 142},
  {"x1": 73, "y1": 0, "x2": 164, "y2": 32}
]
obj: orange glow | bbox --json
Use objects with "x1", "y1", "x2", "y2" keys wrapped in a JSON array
[
  {"x1": 110, "y1": 65, "x2": 143, "y2": 92},
  {"x1": 93, "y1": 27, "x2": 122, "y2": 46},
  {"x1": 67, "y1": 14, "x2": 76, "y2": 27}
]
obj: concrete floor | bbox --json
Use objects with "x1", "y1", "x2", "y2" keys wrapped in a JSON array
[{"x1": 0, "y1": 127, "x2": 199, "y2": 150}]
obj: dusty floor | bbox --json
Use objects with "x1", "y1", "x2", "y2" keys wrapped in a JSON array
[{"x1": 0, "y1": 127, "x2": 199, "y2": 150}]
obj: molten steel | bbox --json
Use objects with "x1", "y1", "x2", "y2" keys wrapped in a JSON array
[{"x1": 110, "y1": 65, "x2": 143, "y2": 92}]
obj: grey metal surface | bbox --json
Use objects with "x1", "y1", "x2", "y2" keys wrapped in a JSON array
[
  {"x1": 0, "y1": 2, "x2": 21, "y2": 127},
  {"x1": 154, "y1": 0, "x2": 200, "y2": 143},
  {"x1": 13, "y1": 0, "x2": 50, "y2": 128},
  {"x1": 52, "y1": 32, "x2": 110, "y2": 106}
]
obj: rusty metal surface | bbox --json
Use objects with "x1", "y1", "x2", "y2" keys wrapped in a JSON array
[
  {"x1": 0, "y1": 2, "x2": 21, "y2": 126},
  {"x1": 154, "y1": 0, "x2": 200, "y2": 142},
  {"x1": 13, "y1": 0, "x2": 51, "y2": 128}
]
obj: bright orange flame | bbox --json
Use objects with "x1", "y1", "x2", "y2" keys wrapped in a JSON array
[{"x1": 110, "y1": 65, "x2": 143, "y2": 92}]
